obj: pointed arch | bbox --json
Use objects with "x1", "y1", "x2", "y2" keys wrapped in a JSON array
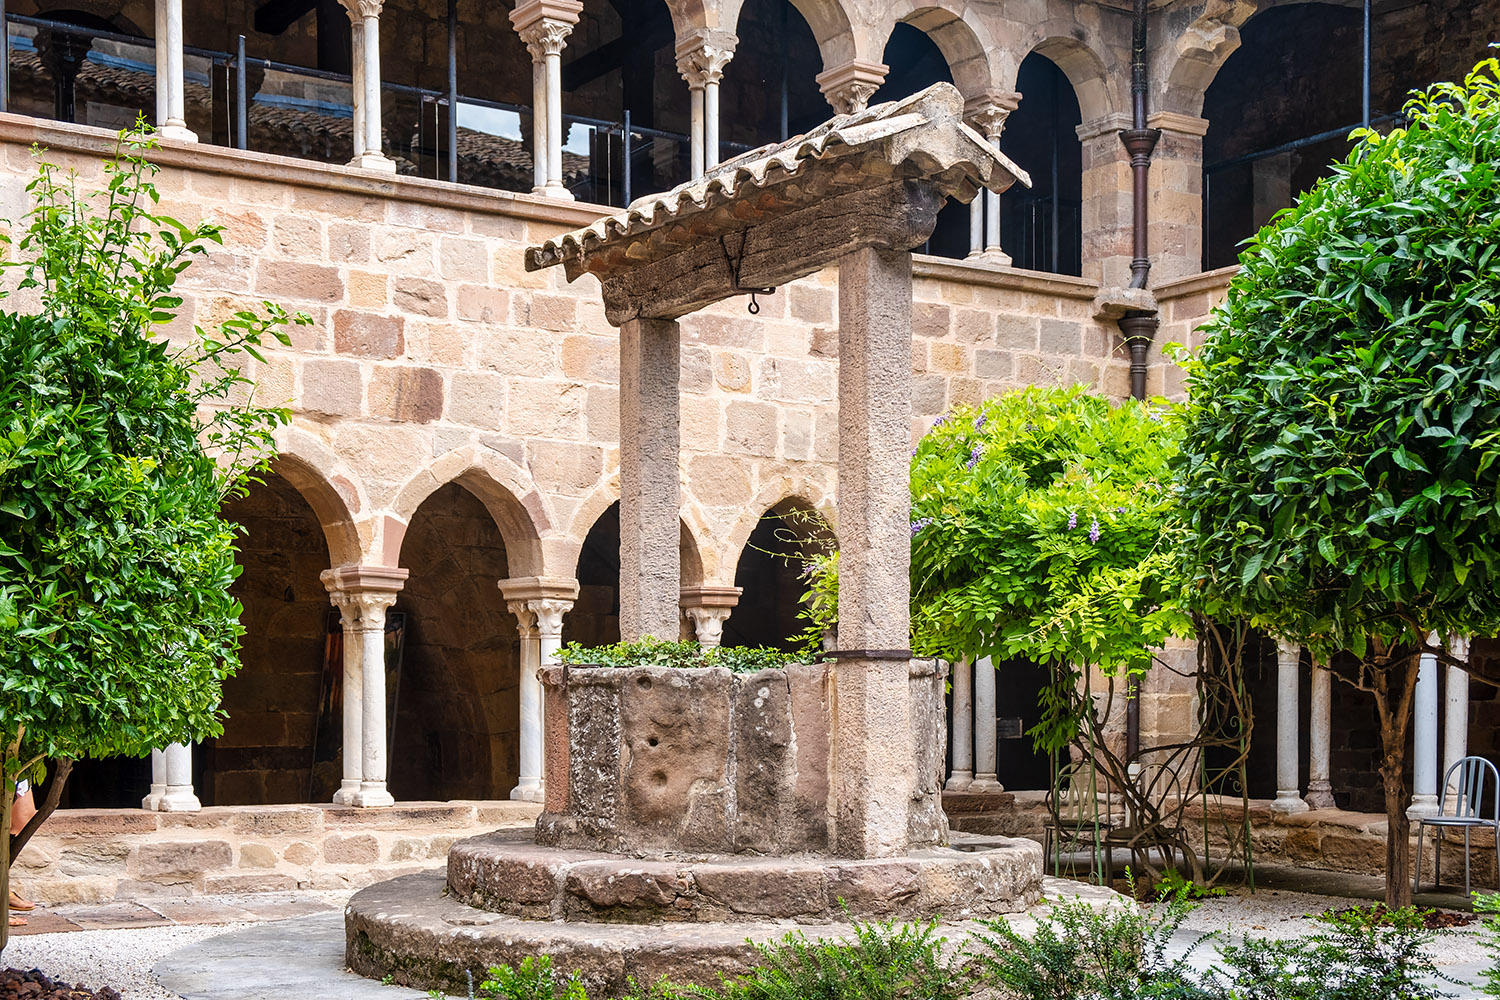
[{"x1": 388, "y1": 445, "x2": 549, "y2": 577}]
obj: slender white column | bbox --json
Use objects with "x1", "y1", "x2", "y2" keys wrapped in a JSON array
[
  {"x1": 155, "y1": 0, "x2": 196, "y2": 141},
  {"x1": 323, "y1": 566, "x2": 407, "y2": 808},
  {"x1": 967, "y1": 198, "x2": 984, "y2": 258},
  {"x1": 1271, "y1": 640, "x2": 1307, "y2": 814},
  {"x1": 1305, "y1": 659, "x2": 1335, "y2": 809},
  {"x1": 1443, "y1": 636, "x2": 1471, "y2": 800},
  {"x1": 675, "y1": 31, "x2": 735, "y2": 177},
  {"x1": 159, "y1": 742, "x2": 201, "y2": 812},
  {"x1": 349, "y1": 19, "x2": 366, "y2": 158},
  {"x1": 141, "y1": 748, "x2": 167, "y2": 810},
  {"x1": 971, "y1": 656, "x2": 999, "y2": 790},
  {"x1": 1408, "y1": 640, "x2": 1440, "y2": 818},
  {"x1": 499, "y1": 578, "x2": 579, "y2": 804},
  {"x1": 340, "y1": 0, "x2": 395, "y2": 172},
  {"x1": 512, "y1": 0, "x2": 581, "y2": 199},
  {"x1": 946, "y1": 658, "x2": 974, "y2": 790},
  {"x1": 506, "y1": 603, "x2": 544, "y2": 802}
]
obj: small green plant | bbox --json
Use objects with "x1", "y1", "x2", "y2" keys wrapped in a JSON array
[
  {"x1": 1208, "y1": 905, "x2": 1450, "y2": 1000},
  {"x1": 381, "y1": 974, "x2": 395, "y2": 986},
  {"x1": 970, "y1": 882, "x2": 1207, "y2": 1000},
  {"x1": 1476, "y1": 892, "x2": 1500, "y2": 998},
  {"x1": 555, "y1": 638, "x2": 803, "y2": 673},
  {"x1": 479, "y1": 956, "x2": 587, "y2": 1000},
  {"x1": 696, "y1": 918, "x2": 959, "y2": 1000},
  {"x1": 1157, "y1": 869, "x2": 1226, "y2": 900}
]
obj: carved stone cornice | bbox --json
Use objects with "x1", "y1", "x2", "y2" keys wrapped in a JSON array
[
  {"x1": 814, "y1": 59, "x2": 888, "y2": 115},
  {"x1": 338, "y1": 0, "x2": 383, "y2": 21},
  {"x1": 498, "y1": 576, "x2": 581, "y2": 604},
  {"x1": 322, "y1": 564, "x2": 407, "y2": 633},
  {"x1": 678, "y1": 585, "x2": 742, "y2": 610},
  {"x1": 674, "y1": 29, "x2": 738, "y2": 89}
]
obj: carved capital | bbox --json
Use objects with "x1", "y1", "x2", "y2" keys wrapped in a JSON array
[
  {"x1": 529, "y1": 599, "x2": 573, "y2": 638},
  {"x1": 339, "y1": 0, "x2": 383, "y2": 21},
  {"x1": 815, "y1": 59, "x2": 888, "y2": 115},
  {"x1": 322, "y1": 564, "x2": 406, "y2": 633},
  {"x1": 507, "y1": 601, "x2": 540, "y2": 637},
  {"x1": 685, "y1": 606, "x2": 732, "y2": 647},
  {"x1": 518, "y1": 18, "x2": 575, "y2": 61},
  {"x1": 675, "y1": 29, "x2": 738, "y2": 89},
  {"x1": 964, "y1": 92, "x2": 1020, "y2": 140}
]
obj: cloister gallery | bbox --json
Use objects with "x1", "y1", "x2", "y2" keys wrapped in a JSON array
[{"x1": 3, "y1": 0, "x2": 1500, "y2": 901}]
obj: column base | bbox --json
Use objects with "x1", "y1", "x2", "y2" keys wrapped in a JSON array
[
  {"x1": 542, "y1": 183, "x2": 575, "y2": 200},
  {"x1": 510, "y1": 782, "x2": 546, "y2": 804},
  {"x1": 332, "y1": 780, "x2": 361, "y2": 806},
  {"x1": 969, "y1": 774, "x2": 1004, "y2": 792},
  {"x1": 1270, "y1": 792, "x2": 1308, "y2": 815},
  {"x1": 944, "y1": 772, "x2": 974, "y2": 792},
  {"x1": 349, "y1": 151, "x2": 398, "y2": 173},
  {"x1": 352, "y1": 783, "x2": 396, "y2": 808},
  {"x1": 1305, "y1": 782, "x2": 1336, "y2": 810},
  {"x1": 158, "y1": 123, "x2": 198, "y2": 143},
  {"x1": 159, "y1": 789, "x2": 202, "y2": 812},
  {"x1": 141, "y1": 785, "x2": 167, "y2": 811},
  {"x1": 981, "y1": 248, "x2": 1013, "y2": 267},
  {"x1": 1406, "y1": 794, "x2": 1440, "y2": 819}
]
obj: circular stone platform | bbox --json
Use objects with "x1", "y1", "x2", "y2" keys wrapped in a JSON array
[
  {"x1": 445, "y1": 830, "x2": 1043, "y2": 924},
  {"x1": 347, "y1": 831, "x2": 1049, "y2": 994},
  {"x1": 348, "y1": 865, "x2": 1106, "y2": 996}
]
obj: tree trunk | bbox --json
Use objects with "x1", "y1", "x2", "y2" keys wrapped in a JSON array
[
  {"x1": 1371, "y1": 652, "x2": 1420, "y2": 908},
  {"x1": 11, "y1": 758, "x2": 72, "y2": 863},
  {"x1": 0, "y1": 740, "x2": 16, "y2": 954}
]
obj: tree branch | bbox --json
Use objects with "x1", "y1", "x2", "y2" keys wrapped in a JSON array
[{"x1": 10, "y1": 759, "x2": 72, "y2": 863}]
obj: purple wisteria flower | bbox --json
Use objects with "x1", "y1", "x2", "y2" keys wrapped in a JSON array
[
  {"x1": 973, "y1": 413, "x2": 988, "y2": 431},
  {"x1": 1067, "y1": 511, "x2": 1078, "y2": 530},
  {"x1": 1115, "y1": 506, "x2": 1127, "y2": 513},
  {"x1": 910, "y1": 517, "x2": 934, "y2": 538},
  {"x1": 966, "y1": 445, "x2": 983, "y2": 469},
  {"x1": 1089, "y1": 516, "x2": 1101, "y2": 544}
]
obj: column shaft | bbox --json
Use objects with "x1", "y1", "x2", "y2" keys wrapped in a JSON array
[
  {"x1": 1408, "y1": 647, "x2": 1440, "y2": 817},
  {"x1": 984, "y1": 136, "x2": 1002, "y2": 254},
  {"x1": 529, "y1": 58, "x2": 547, "y2": 193},
  {"x1": 508, "y1": 606, "x2": 544, "y2": 803},
  {"x1": 337, "y1": 616, "x2": 364, "y2": 804},
  {"x1": 160, "y1": 742, "x2": 201, "y2": 812},
  {"x1": 349, "y1": 19, "x2": 366, "y2": 158},
  {"x1": 947, "y1": 657, "x2": 974, "y2": 790},
  {"x1": 688, "y1": 86, "x2": 705, "y2": 177},
  {"x1": 355, "y1": 609, "x2": 395, "y2": 806},
  {"x1": 704, "y1": 79, "x2": 720, "y2": 169},
  {"x1": 360, "y1": 15, "x2": 383, "y2": 157},
  {"x1": 618, "y1": 317, "x2": 681, "y2": 641},
  {"x1": 1272, "y1": 640, "x2": 1307, "y2": 814},
  {"x1": 972, "y1": 656, "x2": 999, "y2": 789},
  {"x1": 968, "y1": 198, "x2": 983, "y2": 258},
  {"x1": 832, "y1": 246, "x2": 915, "y2": 858},
  {"x1": 1306, "y1": 661, "x2": 1335, "y2": 809},
  {"x1": 544, "y1": 48, "x2": 567, "y2": 195},
  {"x1": 1443, "y1": 637, "x2": 1471, "y2": 799},
  {"x1": 142, "y1": 747, "x2": 167, "y2": 810},
  {"x1": 156, "y1": 0, "x2": 195, "y2": 141},
  {"x1": 324, "y1": 565, "x2": 406, "y2": 807}
]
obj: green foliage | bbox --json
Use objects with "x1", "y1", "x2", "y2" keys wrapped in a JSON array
[
  {"x1": 793, "y1": 550, "x2": 838, "y2": 657},
  {"x1": 1472, "y1": 892, "x2": 1500, "y2": 998},
  {"x1": 698, "y1": 918, "x2": 959, "y2": 1000},
  {"x1": 1206, "y1": 905, "x2": 1448, "y2": 1000},
  {"x1": 554, "y1": 637, "x2": 804, "y2": 673},
  {"x1": 0, "y1": 129, "x2": 304, "y2": 774},
  {"x1": 1156, "y1": 870, "x2": 1226, "y2": 900},
  {"x1": 970, "y1": 885, "x2": 1206, "y2": 1000},
  {"x1": 1172, "y1": 58, "x2": 1500, "y2": 655},
  {"x1": 481, "y1": 956, "x2": 589, "y2": 1000}
]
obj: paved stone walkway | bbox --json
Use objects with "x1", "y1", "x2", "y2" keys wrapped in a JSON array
[{"x1": 10, "y1": 891, "x2": 343, "y2": 937}]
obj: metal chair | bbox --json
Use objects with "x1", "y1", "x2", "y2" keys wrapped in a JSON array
[{"x1": 1414, "y1": 755, "x2": 1500, "y2": 896}]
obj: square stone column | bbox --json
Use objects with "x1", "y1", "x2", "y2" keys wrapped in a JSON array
[
  {"x1": 831, "y1": 246, "x2": 915, "y2": 859},
  {"x1": 619, "y1": 317, "x2": 681, "y2": 641},
  {"x1": 1147, "y1": 112, "x2": 1208, "y2": 282},
  {"x1": 1077, "y1": 113, "x2": 1133, "y2": 288}
]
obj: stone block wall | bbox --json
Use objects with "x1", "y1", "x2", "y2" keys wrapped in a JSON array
[{"x1": 10, "y1": 802, "x2": 539, "y2": 904}]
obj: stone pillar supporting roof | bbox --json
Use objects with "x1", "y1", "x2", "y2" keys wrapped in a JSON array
[{"x1": 525, "y1": 82, "x2": 1030, "y2": 326}]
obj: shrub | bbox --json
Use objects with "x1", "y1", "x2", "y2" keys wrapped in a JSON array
[{"x1": 554, "y1": 638, "x2": 803, "y2": 673}]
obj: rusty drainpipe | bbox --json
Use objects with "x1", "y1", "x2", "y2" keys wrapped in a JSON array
[{"x1": 1120, "y1": 0, "x2": 1159, "y2": 766}]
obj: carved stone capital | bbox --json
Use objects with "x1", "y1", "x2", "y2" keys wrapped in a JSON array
[
  {"x1": 530, "y1": 599, "x2": 573, "y2": 638},
  {"x1": 322, "y1": 565, "x2": 407, "y2": 633},
  {"x1": 517, "y1": 18, "x2": 575, "y2": 62},
  {"x1": 339, "y1": 0, "x2": 383, "y2": 21},
  {"x1": 685, "y1": 606, "x2": 733, "y2": 647},
  {"x1": 964, "y1": 92, "x2": 1020, "y2": 140},
  {"x1": 506, "y1": 601, "x2": 540, "y2": 637},
  {"x1": 815, "y1": 60, "x2": 888, "y2": 115},
  {"x1": 674, "y1": 29, "x2": 738, "y2": 89}
]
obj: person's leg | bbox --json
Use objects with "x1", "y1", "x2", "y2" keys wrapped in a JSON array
[{"x1": 9, "y1": 782, "x2": 35, "y2": 911}]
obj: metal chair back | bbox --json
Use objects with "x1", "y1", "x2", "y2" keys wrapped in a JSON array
[{"x1": 1439, "y1": 755, "x2": 1499, "y2": 821}]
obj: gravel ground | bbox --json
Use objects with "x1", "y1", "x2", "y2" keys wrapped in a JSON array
[
  {"x1": 0, "y1": 886, "x2": 1493, "y2": 1000},
  {"x1": 3, "y1": 924, "x2": 252, "y2": 1000}
]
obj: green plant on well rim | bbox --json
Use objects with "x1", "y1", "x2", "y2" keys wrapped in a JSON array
[
  {"x1": 554, "y1": 637, "x2": 804, "y2": 674},
  {"x1": 1173, "y1": 56, "x2": 1500, "y2": 907},
  {"x1": 0, "y1": 127, "x2": 308, "y2": 950}
]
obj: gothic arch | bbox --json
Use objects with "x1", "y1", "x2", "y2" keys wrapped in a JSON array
[
  {"x1": 269, "y1": 426, "x2": 364, "y2": 568},
  {"x1": 387, "y1": 446, "x2": 548, "y2": 576}
]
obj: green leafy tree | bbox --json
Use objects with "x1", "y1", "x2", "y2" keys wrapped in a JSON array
[
  {"x1": 1173, "y1": 58, "x2": 1500, "y2": 906},
  {"x1": 0, "y1": 131, "x2": 304, "y2": 947}
]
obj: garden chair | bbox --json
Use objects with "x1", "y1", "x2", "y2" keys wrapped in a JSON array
[{"x1": 1413, "y1": 755, "x2": 1500, "y2": 897}]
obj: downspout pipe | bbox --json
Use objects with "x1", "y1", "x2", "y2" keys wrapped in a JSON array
[{"x1": 1119, "y1": 0, "x2": 1159, "y2": 765}]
